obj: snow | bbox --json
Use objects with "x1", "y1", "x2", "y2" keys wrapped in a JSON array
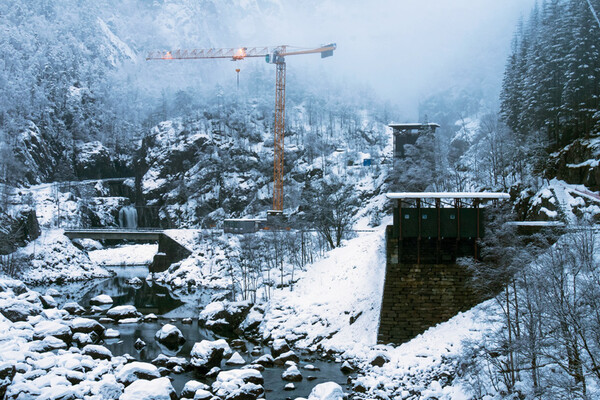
[
  {"x1": 106, "y1": 305, "x2": 139, "y2": 320},
  {"x1": 120, "y1": 377, "x2": 176, "y2": 400},
  {"x1": 10, "y1": 230, "x2": 111, "y2": 284},
  {"x1": 225, "y1": 352, "x2": 246, "y2": 365},
  {"x1": 97, "y1": 17, "x2": 137, "y2": 63},
  {"x1": 116, "y1": 362, "x2": 160, "y2": 385},
  {"x1": 261, "y1": 227, "x2": 387, "y2": 349},
  {"x1": 88, "y1": 244, "x2": 158, "y2": 266},
  {"x1": 308, "y1": 382, "x2": 345, "y2": 400},
  {"x1": 90, "y1": 294, "x2": 113, "y2": 305}
]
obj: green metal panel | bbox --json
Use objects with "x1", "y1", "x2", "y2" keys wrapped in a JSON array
[
  {"x1": 401, "y1": 209, "x2": 419, "y2": 238},
  {"x1": 440, "y1": 209, "x2": 458, "y2": 238},
  {"x1": 459, "y1": 208, "x2": 478, "y2": 238},
  {"x1": 420, "y1": 208, "x2": 438, "y2": 238}
]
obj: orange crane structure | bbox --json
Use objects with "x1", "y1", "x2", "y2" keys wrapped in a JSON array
[{"x1": 146, "y1": 44, "x2": 336, "y2": 215}]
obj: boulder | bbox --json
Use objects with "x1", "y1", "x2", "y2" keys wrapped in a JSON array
[
  {"x1": 62, "y1": 302, "x2": 85, "y2": 316},
  {"x1": 151, "y1": 354, "x2": 189, "y2": 371},
  {"x1": 190, "y1": 339, "x2": 232, "y2": 372},
  {"x1": 212, "y1": 369, "x2": 264, "y2": 400},
  {"x1": 0, "y1": 299, "x2": 42, "y2": 322},
  {"x1": 192, "y1": 389, "x2": 213, "y2": 400},
  {"x1": 308, "y1": 382, "x2": 345, "y2": 400},
  {"x1": 104, "y1": 328, "x2": 120, "y2": 339},
  {"x1": 89, "y1": 294, "x2": 113, "y2": 306},
  {"x1": 274, "y1": 351, "x2": 300, "y2": 366},
  {"x1": 225, "y1": 352, "x2": 246, "y2": 366},
  {"x1": 39, "y1": 295, "x2": 57, "y2": 309},
  {"x1": 198, "y1": 301, "x2": 252, "y2": 333},
  {"x1": 340, "y1": 361, "x2": 354, "y2": 374},
  {"x1": 282, "y1": 365, "x2": 302, "y2": 382},
  {"x1": 28, "y1": 336, "x2": 67, "y2": 352},
  {"x1": 120, "y1": 377, "x2": 177, "y2": 400},
  {"x1": 73, "y1": 332, "x2": 93, "y2": 346},
  {"x1": 134, "y1": 338, "x2": 147, "y2": 350},
  {"x1": 180, "y1": 380, "x2": 211, "y2": 398},
  {"x1": 253, "y1": 354, "x2": 274, "y2": 367},
  {"x1": 155, "y1": 324, "x2": 186, "y2": 349},
  {"x1": 284, "y1": 383, "x2": 295, "y2": 391},
  {"x1": 70, "y1": 317, "x2": 105, "y2": 335},
  {"x1": 106, "y1": 305, "x2": 140, "y2": 320},
  {"x1": 82, "y1": 344, "x2": 112, "y2": 360},
  {"x1": 117, "y1": 362, "x2": 161, "y2": 386},
  {"x1": 271, "y1": 338, "x2": 290, "y2": 357},
  {"x1": 33, "y1": 320, "x2": 72, "y2": 341},
  {"x1": 370, "y1": 354, "x2": 389, "y2": 367}
]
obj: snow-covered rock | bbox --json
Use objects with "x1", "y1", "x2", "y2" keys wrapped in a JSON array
[
  {"x1": 90, "y1": 294, "x2": 113, "y2": 305},
  {"x1": 274, "y1": 350, "x2": 299, "y2": 365},
  {"x1": 120, "y1": 377, "x2": 177, "y2": 400},
  {"x1": 33, "y1": 320, "x2": 72, "y2": 341},
  {"x1": 70, "y1": 317, "x2": 105, "y2": 335},
  {"x1": 282, "y1": 365, "x2": 303, "y2": 382},
  {"x1": 225, "y1": 352, "x2": 246, "y2": 366},
  {"x1": 190, "y1": 339, "x2": 232, "y2": 371},
  {"x1": 192, "y1": 389, "x2": 212, "y2": 400},
  {"x1": 308, "y1": 382, "x2": 345, "y2": 400},
  {"x1": 180, "y1": 380, "x2": 211, "y2": 398},
  {"x1": 117, "y1": 362, "x2": 161, "y2": 386},
  {"x1": 62, "y1": 302, "x2": 85, "y2": 315},
  {"x1": 253, "y1": 354, "x2": 274, "y2": 367},
  {"x1": 151, "y1": 354, "x2": 189, "y2": 371},
  {"x1": 212, "y1": 368, "x2": 264, "y2": 400},
  {"x1": 154, "y1": 324, "x2": 185, "y2": 349},
  {"x1": 82, "y1": 344, "x2": 112, "y2": 360},
  {"x1": 28, "y1": 336, "x2": 67, "y2": 352},
  {"x1": 272, "y1": 338, "x2": 290, "y2": 357},
  {"x1": 134, "y1": 338, "x2": 146, "y2": 350},
  {"x1": 0, "y1": 298, "x2": 42, "y2": 322},
  {"x1": 198, "y1": 300, "x2": 252, "y2": 333},
  {"x1": 106, "y1": 305, "x2": 140, "y2": 320},
  {"x1": 104, "y1": 328, "x2": 120, "y2": 338},
  {"x1": 284, "y1": 382, "x2": 295, "y2": 391},
  {"x1": 73, "y1": 332, "x2": 93, "y2": 346}
]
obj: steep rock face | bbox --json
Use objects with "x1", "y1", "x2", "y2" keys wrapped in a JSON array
[
  {"x1": 12, "y1": 123, "x2": 60, "y2": 185},
  {"x1": 0, "y1": 208, "x2": 41, "y2": 254},
  {"x1": 74, "y1": 141, "x2": 117, "y2": 180},
  {"x1": 136, "y1": 117, "x2": 273, "y2": 227},
  {"x1": 546, "y1": 138, "x2": 600, "y2": 190}
]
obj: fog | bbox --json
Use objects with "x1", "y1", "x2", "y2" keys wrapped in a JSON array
[{"x1": 228, "y1": 0, "x2": 537, "y2": 118}]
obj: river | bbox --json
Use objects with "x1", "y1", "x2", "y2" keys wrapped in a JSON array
[{"x1": 34, "y1": 264, "x2": 352, "y2": 399}]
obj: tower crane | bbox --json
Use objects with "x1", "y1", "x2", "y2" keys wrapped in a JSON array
[{"x1": 146, "y1": 44, "x2": 336, "y2": 215}]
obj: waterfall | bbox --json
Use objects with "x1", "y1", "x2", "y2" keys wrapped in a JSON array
[{"x1": 119, "y1": 205, "x2": 138, "y2": 229}]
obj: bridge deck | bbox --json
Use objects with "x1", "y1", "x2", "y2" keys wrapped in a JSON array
[{"x1": 64, "y1": 229, "x2": 163, "y2": 241}]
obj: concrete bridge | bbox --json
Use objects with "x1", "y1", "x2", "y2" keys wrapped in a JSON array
[
  {"x1": 64, "y1": 228, "x2": 163, "y2": 241},
  {"x1": 64, "y1": 228, "x2": 191, "y2": 272}
]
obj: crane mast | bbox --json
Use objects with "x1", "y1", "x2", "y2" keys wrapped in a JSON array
[{"x1": 147, "y1": 43, "x2": 336, "y2": 213}]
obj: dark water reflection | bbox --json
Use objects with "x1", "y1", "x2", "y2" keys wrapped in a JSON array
[{"x1": 78, "y1": 266, "x2": 185, "y2": 315}]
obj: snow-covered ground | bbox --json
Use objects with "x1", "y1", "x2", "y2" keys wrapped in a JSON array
[
  {"x1": 88, "y1": 244, "x2": 158, "y2": 266},
  {"x1": 254, "y1": 220, "x2": 499, "y2": 399},
  {"x1": 9, "y1": 229, "x2": 111, "y2": 284}
]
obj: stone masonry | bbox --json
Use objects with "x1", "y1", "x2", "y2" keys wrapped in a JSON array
[{"x1": 378, "y1": 228, "x2": 482, "y2": 344}]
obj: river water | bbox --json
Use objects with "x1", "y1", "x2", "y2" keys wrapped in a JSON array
[{"x1": 36, "y1": 265, "x2": 352, "y2": 398}]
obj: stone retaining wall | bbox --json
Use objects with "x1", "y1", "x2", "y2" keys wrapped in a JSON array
[{"x1": 378, "y1": 228, "x2": 481, "y2": 344}]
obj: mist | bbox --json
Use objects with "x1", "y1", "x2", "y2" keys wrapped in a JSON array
[{"x1": 249, "y1": 0, "x2": 537, "y2": 118}]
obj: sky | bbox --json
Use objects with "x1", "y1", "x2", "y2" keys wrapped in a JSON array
[{"x1": 230, "y1": 0, "x2": 538, "y2": 118}]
